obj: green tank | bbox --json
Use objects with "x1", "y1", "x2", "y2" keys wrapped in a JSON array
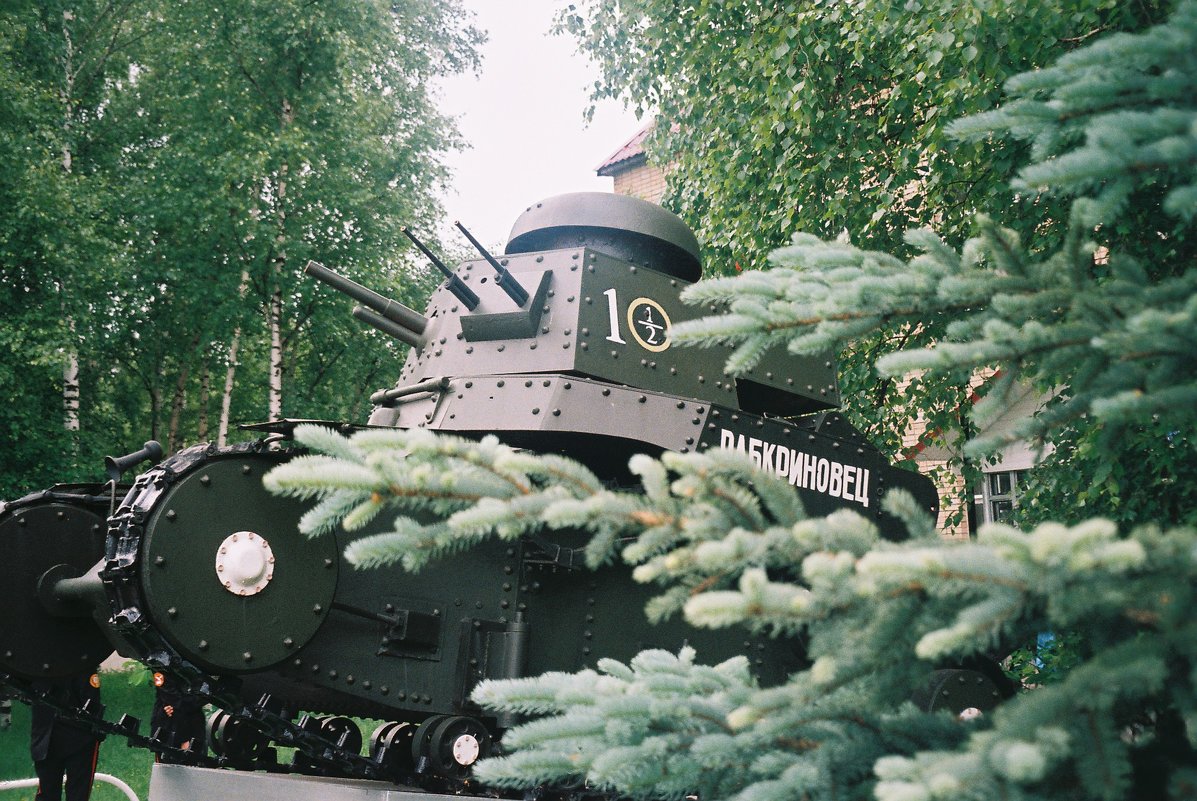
[{"x1": 1, "y1": 193, "x2": 955, "y2": 789}]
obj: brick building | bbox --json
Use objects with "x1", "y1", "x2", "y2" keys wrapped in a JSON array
[{"x1": 595, "y1": 123, "x2": 667, "y2": 203}]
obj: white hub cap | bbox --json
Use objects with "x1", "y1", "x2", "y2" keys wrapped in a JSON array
[
  {"x1": 451, "y1": 733, "x2": 481, "y2": 766},
  {"x1": 214, "y1": 531, "x2": 276, "y2": 596}
]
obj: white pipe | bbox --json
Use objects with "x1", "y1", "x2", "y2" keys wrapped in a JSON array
[{"x1": 0, "y1": 772, "x2": 139, "y2": 801}]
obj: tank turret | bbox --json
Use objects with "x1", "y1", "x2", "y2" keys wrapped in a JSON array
[{"x1": 356, "y1": 194, "x2": 857, "y2": 488}]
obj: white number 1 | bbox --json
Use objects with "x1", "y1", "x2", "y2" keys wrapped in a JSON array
[{"x1": 603, "y1": 288, "x2": 626, "y2": 344}]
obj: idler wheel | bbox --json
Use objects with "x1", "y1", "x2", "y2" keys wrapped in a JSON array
[
  {"x1": 0, "y1": 499, "x2": 111, "y2": 678},
  {"x1": 138, "y1": 454, "x2": 339, "y2": 673},
  {"x1": 410, "y1": 714, "x2": 448, "y2": 771},
  {"x1": 208, "y1": 709, "x2": 270, "y2": 763},
  {"x1": 317, "y1": 715, "x2": 362, "y2": 754},
  {"x1": 429, "y1": 715, "x2": 491, "y2": 774},
  {"x1": 411, "y1": 714, "x2": 492, "y2": 778}
]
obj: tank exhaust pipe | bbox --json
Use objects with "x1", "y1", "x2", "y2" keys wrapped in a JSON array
[
  {"x1": 104, "y1": 440, "x2": 164, "y2": 482},
  {"x1": 454, "y1": 221, "x2": 529, "y2": 308},
  {"x1": 402, "y1": 228, "x2": 480, "y2": 311}
]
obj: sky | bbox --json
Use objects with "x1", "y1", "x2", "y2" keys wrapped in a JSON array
[{"x1": 432, "y1": 1, "x2": 645, "y2": 250}]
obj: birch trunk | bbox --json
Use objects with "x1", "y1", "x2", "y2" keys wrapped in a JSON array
[
  {"x1": 217, "y1": 332, "x2": 240, "y2": 447},
  {"x1": 197, "y1": 363, "x2": 210, "y2": 442},
  {"x1": 60, "y1": 10, "x2": 79, "y2": 435},
  {"x1": 217, "y1": 269, "x2": 251, "y2": 447},
  {"x1": 268, "y1": 100, "x2": 292, "y2": 421},
  {"x1": 268, "y1": 281, "x2": 284, "y2": 420},
  {"x1": 63, "y1": 354, "x2": 80, "y2": 432}
]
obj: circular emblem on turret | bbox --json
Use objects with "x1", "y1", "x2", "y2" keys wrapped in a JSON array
[{"x1": 627, "y1": 297, "x2": 671, "y2": 352}]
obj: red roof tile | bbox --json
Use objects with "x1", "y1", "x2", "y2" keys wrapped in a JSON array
[{"x1": 596, "y1": 121, "x2": 653, "y2": 176}]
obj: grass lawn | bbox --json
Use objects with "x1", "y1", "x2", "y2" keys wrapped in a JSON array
[{"x1": 1, "y1": 670, "x2": 155, "y2": 801}]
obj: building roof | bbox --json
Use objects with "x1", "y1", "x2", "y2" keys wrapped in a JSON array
[{"x1": 596, "y1": 121, "x2": 652, "y2": 176}]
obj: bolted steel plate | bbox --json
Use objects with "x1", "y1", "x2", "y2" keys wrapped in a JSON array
[
  {"x1": 913, "y1": 668, "x2": 1006, "y2": 715},
  {"x1": 140, "y1": 454, "x2": 338, "y2": 673},
  {"x1": 0, "y1": 501, "x2": 111, "y2": 678}
]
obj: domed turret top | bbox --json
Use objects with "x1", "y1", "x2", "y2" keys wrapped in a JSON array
[{"x1": 505, "y1": 192, "x2": 702, "y2": 282}]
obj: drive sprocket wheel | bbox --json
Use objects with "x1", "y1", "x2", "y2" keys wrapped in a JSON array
[
  {"x1": 0, "y1": 494, "x2": 111, "y2": 678},
  {"x1": 136, "y1": 453, "x2": 340, "y2": 673}
]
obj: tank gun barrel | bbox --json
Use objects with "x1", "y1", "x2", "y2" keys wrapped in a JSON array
[
  {"x1": 351, "y1": 305, "x2": 427, "y2": 349},
  {"x1": 402, "y1": 228, "x2": 480, "y2": 311},
  {"x1": 304, "y1": 261, "x2": 428, "y2": 336},
  {"x1": 454, "y1": 221, "x2": 529, "y2": 308}
]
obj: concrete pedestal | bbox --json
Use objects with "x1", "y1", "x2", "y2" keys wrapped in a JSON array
[{"x1": 149, "y1": 763, "x2": 435, "y2": 801}]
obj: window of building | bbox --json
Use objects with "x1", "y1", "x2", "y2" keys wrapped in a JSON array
[{"x1": 973, "y1": 470, "x2": 1026, "y2": 527}]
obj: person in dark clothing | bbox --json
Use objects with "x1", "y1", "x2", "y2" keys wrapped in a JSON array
[
  {"x1": 30, "y1": 671, "x2": 102, "y2": 801},
  {"x1": 150, "y1": 672, "x2": 206, "y2": 762}
]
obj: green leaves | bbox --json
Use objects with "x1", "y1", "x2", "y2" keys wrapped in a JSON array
[
  {"x1": 0, "y1": 0, "x2": 482, "y2": 494},
  {"x1": 665, "y1": 4, "x2": 1197, "y2": 483},
  {"x1": 563, "y1": 0, "x2": 1143, "y2": 265}
]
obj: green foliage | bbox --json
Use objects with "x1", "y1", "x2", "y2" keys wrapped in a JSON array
[
  {"x1": 0, "y1": 0, "x2": 482, "y2": 497},
  {"x1": 267, "y1": 5, "x2": 1197, "y2": 799},
  {"x1": 1004, "y1": 632, "x2": 1085, "y2": 687},
  {"x1": 558, "y1": 0, "x2": 1179, "y2": 511},
  {"x1": 1014, "y1": 417, "x2": 1197, "y2": 528},
  {"x1": 0, "y1": 0, "x2": 152, "y2": 493},
  {"x1": 559, "y1": 0, "x2": 1166, "y2": 265},
  {"x1": 99, "y1": 0, "x2": 480, "y2": 431},
  {"x1": 670, "y1": 0, "x2": 1197, "y2": 527}
]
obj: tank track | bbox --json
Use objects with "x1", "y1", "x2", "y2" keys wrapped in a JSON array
[{"x1": 0, "y1": 442, "x2": 446, "y2": 787}]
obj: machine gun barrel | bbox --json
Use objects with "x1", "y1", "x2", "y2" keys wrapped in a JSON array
[
  {"x1": 455, "y1": 222, "x2": 529, "y2": 308},
  {"x1": 305, "y1": 261, "x2": 428, "y2": 335},
  {"x1": 402, "y1": 228, "x2": 480, "y2": 311}
]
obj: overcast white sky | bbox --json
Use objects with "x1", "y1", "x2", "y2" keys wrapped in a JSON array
[{"x1": 432, "y1": 1, "x2": 645, "y2": 250}]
